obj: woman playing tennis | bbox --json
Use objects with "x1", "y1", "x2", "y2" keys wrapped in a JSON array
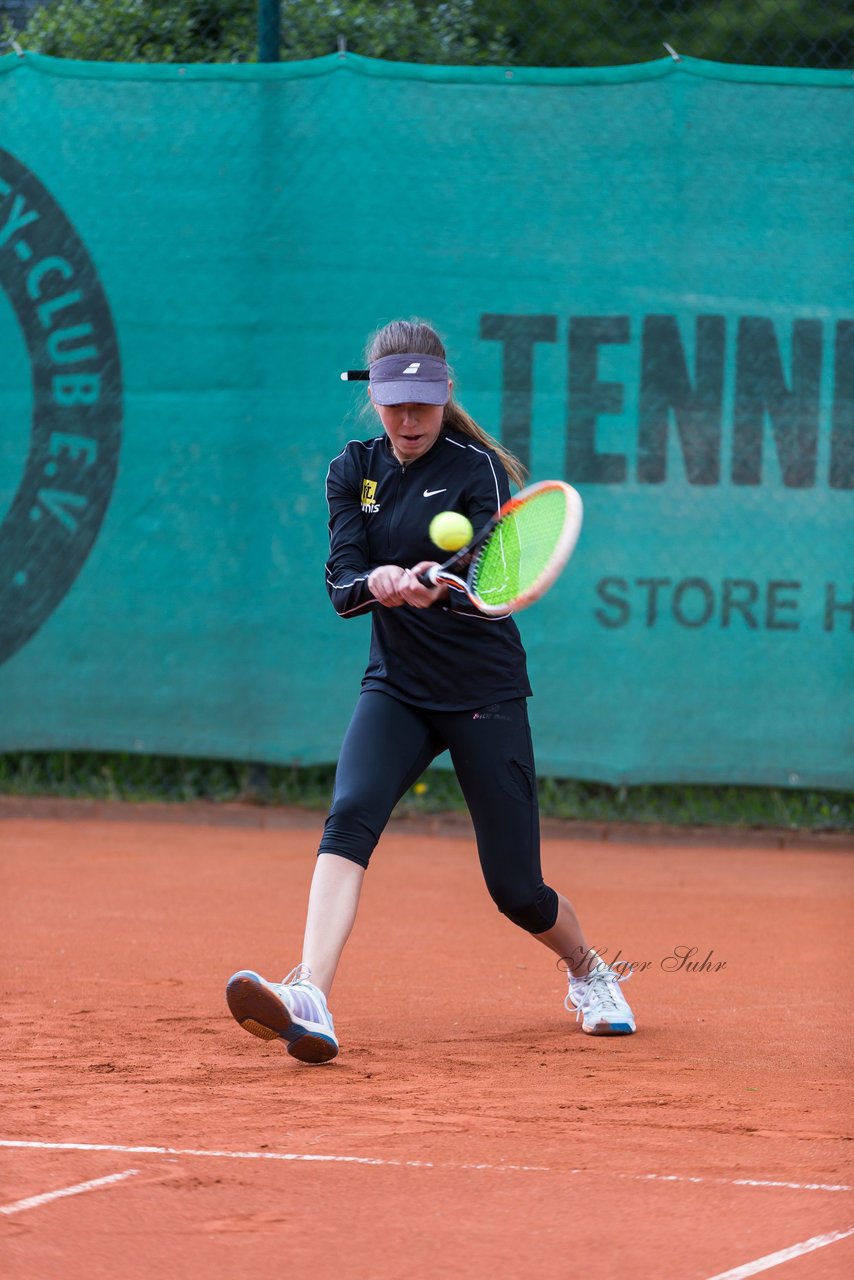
[{"x1": 226, "y1": 319, "x2": 635, "y2": 1062}]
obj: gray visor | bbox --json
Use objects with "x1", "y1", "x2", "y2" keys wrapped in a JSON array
[{"x1": 369, "y1": 353, "x2": 450, "y2": 406}]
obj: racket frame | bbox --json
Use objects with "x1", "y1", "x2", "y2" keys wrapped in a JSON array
[{"x1": 419, "y1": 479, "x2": 583, "y2": 615}]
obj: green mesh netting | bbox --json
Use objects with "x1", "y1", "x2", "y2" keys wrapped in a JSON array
[{"x1": 0, "y1": 53, "x2": 851, "y2": 786}]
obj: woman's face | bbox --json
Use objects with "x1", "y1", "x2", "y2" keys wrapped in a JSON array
[{"x1": 371, "y1": 386, "x2": 451, "y2": 464}]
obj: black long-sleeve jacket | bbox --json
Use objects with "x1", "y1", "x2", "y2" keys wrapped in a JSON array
[{"x1": 325, "y1": 428, "x2": 532, "y2": 710}]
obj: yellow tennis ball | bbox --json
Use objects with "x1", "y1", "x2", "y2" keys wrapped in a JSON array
[{"x1": 429, "y1": 511, "x2": 473, "y2": 552}]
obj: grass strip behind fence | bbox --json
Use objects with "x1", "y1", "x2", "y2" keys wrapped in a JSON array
[{"x1": 0, "y1": 752, "x2": 851, "y2": 832}]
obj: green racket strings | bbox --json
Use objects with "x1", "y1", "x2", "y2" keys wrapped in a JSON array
[{"x1": 472, "y1": 488, "x2": 566, "y2": 605}]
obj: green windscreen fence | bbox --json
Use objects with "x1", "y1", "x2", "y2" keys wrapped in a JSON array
[{"x1": 0, "y1": 53, "x2": 851, "y2": 786}]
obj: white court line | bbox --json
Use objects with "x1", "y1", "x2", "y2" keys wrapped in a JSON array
[
  {"x1": 0, "y1": 1168, "x2": 139, "y2": 1217},
  {"x1": 703, "y1": 1225, "x2": 854, "y2": 1280},
  {"x1": 0, "y1": 1139, "x2": 544, "y2": 1174},
  {"x1": 627, "y1": 1172, "x2": 852, "y2": 1194},
  {"x1": 0, "y1": 1140, "x2": 851, "y2": 1193}
]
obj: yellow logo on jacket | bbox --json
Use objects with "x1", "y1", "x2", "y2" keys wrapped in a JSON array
[{"x1": 361, "y1": 479, "x2": 380, "y2": 513}]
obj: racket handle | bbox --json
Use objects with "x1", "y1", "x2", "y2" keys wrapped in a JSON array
[{"x1": 417, "y1": 566, "x2": 440, "y2": 587}]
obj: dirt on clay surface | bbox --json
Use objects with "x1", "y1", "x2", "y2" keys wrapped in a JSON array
[{"x1": 1, "y1": 795, "x2": 852, "y2": 1279}]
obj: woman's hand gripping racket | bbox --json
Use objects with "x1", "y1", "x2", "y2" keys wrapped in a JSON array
[{"x1": 418, "y1": 480, "x2": 583, "y2": 615}]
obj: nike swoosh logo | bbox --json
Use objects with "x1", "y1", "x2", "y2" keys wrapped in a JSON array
[{"x1": 423, "y1": 488, "x2": 447, "y2": 498}]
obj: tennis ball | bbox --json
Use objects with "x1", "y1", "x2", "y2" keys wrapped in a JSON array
[{"x1": 429, "y1": 510, "x2": 473, "y2": 552}]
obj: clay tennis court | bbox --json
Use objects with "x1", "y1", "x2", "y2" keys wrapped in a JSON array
[{"x1": 2, "y1": 798, "x2": 852, "y2": 1278}]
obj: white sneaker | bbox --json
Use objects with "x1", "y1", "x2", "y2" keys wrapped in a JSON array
[
  {"x1": 226, "y1": 964, "x2": 339, "y2": 1063},
  {"x1": 565, "y1": 964, "x2": 636, "y2": 1036}
]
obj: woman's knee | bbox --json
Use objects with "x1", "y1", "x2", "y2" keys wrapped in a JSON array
[
  {"x1": 318, "y1": 789, "x2": 382, "y2": 867},
  {"x1": 490, "y1": 881, "x2": 559, "y2": 935}
]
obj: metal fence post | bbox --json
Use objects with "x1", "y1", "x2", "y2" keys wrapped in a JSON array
[{"x1": 257, "y1": 0, "x2": 281, "y2": 63}]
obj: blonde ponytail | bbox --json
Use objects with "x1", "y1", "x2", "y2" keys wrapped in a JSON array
[{"x1": 441, "y1": 401, "x2": 527, "y2": 488}]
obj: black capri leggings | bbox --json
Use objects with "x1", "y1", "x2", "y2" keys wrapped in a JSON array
[{"x1": 318, "y1": 690, "x2": 559, "y2": 935}]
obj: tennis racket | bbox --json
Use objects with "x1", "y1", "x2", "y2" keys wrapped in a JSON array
[{"x1": 417, "y1": 480, "x2": 583, "y2": 615}]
